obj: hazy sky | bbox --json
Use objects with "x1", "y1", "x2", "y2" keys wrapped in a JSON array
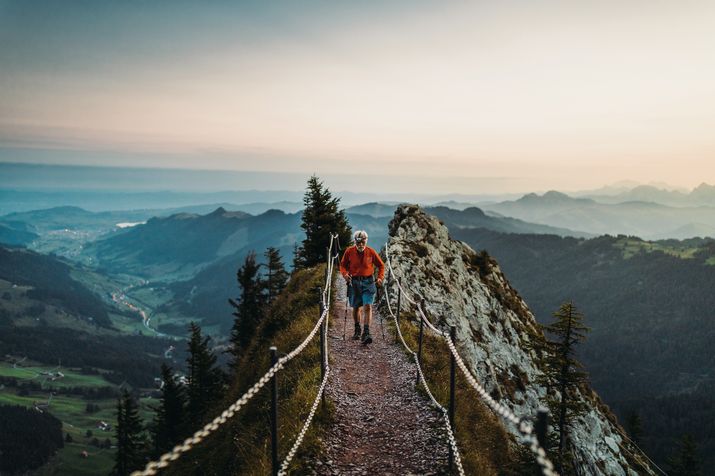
[{"x1": 1, "y1": 0, "x2": 714, "y2": 194}]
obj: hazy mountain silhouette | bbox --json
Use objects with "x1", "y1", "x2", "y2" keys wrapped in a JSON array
[
  {"x1": 583, "y1": 182, "x2": 715, "y2": 207},
  {"x1": 481, "y1": 191, "x2": 715, "y2": 239}
]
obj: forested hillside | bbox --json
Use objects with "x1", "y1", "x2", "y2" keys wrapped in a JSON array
[
  {"x1": 0, "y1": 247, "x2": 111, "y2": 327},
  {"x1": 449, "y1": 226, "x2": 715, "y2": 469}
]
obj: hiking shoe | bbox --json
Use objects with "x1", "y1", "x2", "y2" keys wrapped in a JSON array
[
  {"x1": 361, "y1": 330, "x2": 373, "y2": 345},
  {"x1": 352, "y1": 327, "x2": 361, "y2": 340}
]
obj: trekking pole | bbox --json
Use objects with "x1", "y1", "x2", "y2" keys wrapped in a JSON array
[
  {"x1": 343, "y1": 306, "x2": 347, "y2": 340},
  {"x1": 377, "y1": 284, "x2": 385, "y2": 340}
]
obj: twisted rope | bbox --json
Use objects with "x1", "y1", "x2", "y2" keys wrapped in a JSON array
[
  {"x1": 133, "y1": 235, "x2": 338, "y2": 476},
  {"x1": 277, "y1": 365, "x2": 331, "y2": 475},
  {"x1": 384, "y1": 242, "x2": 559, "y2": 476},
  {"x1": 383, "y1": 279, "x2": 466, "y2": 476}
]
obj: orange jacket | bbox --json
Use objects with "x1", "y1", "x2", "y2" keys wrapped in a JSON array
[{"x1": 340, "y1": 245, "x2": 385, "y2": 281}]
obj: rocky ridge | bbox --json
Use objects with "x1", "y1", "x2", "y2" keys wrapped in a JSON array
[{"x1": 383, "y1": 204, "x2": 655, "y2": 476}]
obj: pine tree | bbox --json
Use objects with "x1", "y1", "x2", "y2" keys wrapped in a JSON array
[
  {"x1": 228, "y1": 252, "x2": 265, "y2": 367},
  {"x1": 295, "y1": 175, "x2": 351, "y2": 268},
  {"x1": 292, "y1": 242, "x2": 301, "y2": 270},
  {"x1": 667, "y1": 434, "x2": 702, "y2": 476},
  {"x1": 625, "y1": 410, "x2": 643, "y2": 445},
  {"x1": 151, "y1": 364, "x2": 187, "y2": 456},
  {"x1": 114, "y1": 390, "x2": 146, "y2": 476},
  {"x1": 264, "y1": 247, "x2": 289, "y2": 303},
  {"x1": 540, "y1": 301, "x2": 590, "y2": 473},
  {"x1": 186, "y1": 322, "x2": 225, "y2": 428}
]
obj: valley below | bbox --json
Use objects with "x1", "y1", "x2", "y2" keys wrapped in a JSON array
[{"x1": 2, "y1": 186, "x2": 715, "y2": 474}]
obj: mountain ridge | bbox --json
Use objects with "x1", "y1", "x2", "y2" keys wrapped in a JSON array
[{"x1": 385, "y1": 204, "x2": 655, "y2": 475}]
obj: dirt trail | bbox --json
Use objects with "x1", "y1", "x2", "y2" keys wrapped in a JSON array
[{"x1": 314, "y1": 281, "x2": 449, "y2": 475}]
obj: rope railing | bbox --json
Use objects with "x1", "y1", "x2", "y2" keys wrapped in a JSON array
[
  {"x1": 384, "y1": 276, "x2": 466, "y2": 476},
  {"x1": 279, "y1": 244, "x2": 338, "y2": 474},
  {"x1": 133, "y1": 234, "x2": 339, "y2": 476},
  {"x1": 384, "y1": 243, "x2": 559, "y2": 476},
  {"x1": 611, "y1": 419, "x2": 669, "y2": 476}
]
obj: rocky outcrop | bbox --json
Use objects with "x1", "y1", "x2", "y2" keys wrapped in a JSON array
[{"x1": 384, "y1": 204, "x2": 655, "y2": 476}]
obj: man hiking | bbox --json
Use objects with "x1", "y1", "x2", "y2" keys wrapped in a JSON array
[{"x1": 340, "y1": 230, "x2": 385, "y2": 344}]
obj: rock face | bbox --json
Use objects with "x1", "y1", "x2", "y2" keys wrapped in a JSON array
[{"x1": 384, "y1": 205, "x2": 655, "y2": 476}]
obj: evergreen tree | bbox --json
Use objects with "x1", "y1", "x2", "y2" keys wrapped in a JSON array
[
  {"x1": 539, "y1": 301, "x2": 590, "y2": 473},
  {"x1": 295, "y1": 175, "x2": 351, "y2": 268},
  {"x1": 667, "y1": 434, "x2": 702, "y2": 476},
  {"x1": 292, "y1": 242, "x2": 301, "y2": 270},
  {"x1": 151, "y1": 364, "x2": 187, "y2": 456},
  {"x1": 228, "y1": 252, "x2": 265, "y2": 367},
  {"x1": 114, "y1": 390, "x2": 146, "y2": 476},
  {"x1": 625, "y1": 409, "x2": 643, "y2": 444},
  {"x1": 264, "y1": 247, "x2": 289, "y2": 303},
  {"x1": 186, "y1": 322, "x2": 224, "y2": 427}
]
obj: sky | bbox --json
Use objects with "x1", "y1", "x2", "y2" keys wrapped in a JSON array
[{"x1": 1, "y1": 0, "x2": 714, "y2": 194}]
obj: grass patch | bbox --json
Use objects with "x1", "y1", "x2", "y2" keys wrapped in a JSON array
[
  {"x1": 168, "y1": 265, "x2": 334, "y2": 475},
  {"x1": 388, "y1": 312, "x2": 526, "y2": 475},
  {"x1": 612, "y1": 238, "x2": 702, "y2": 260},
  {"x1": 36, "y1": 443, "x2": 116, "y2": 476},
  {"x1": 0, "y1": 361, "x2": 157, "y2": 476},
  {"x1": 0, "y1": 362, "x2": 112, "y2": 388}
]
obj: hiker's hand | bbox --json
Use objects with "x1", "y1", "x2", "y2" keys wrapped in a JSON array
[
  {"x1": 345, "y1": 275, "x2": 352, "y2": 285},
  {"x1": 376, "y1": 278, "x2": 383, "y2": 287}
]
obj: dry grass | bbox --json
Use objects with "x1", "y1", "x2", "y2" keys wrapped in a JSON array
[
  {"x1": 171, "y1": 266, "x2": 334, "y2": 475},
  {"x1": 390, "y1": 312, "x2": 526, "y2": 475}
]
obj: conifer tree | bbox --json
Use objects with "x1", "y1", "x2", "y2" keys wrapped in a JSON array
[
  {"x1": 540, "y1": 301, "x2": 590, "y2": 473},
  {"x1": 186, "y1": 322, "x2": 224, "y2": 427},
  {"x1": 151, "y1": 364, "x2": 187, "y2": 456},
  {"x1": 228, "y1": 252, "x2": 264, "y2": 367},
  {"x1": 295, "y1": 175, "x2": 351, "y2": 268},
  {"x1": 625, "y1": 410, "x2": 643, "y2": 445},
  {"x1": 667, "y1": 434, "x2": 702, "y2": 476},
  {"x1": 264, "y1": 247, "x2": 289, "y2": 303},
  {"x1": 114, "y1": 390, "x2": 146, "y2": 476},
  {"x1": 292, "y1": 242, "x2": 301, "y2": 270}
]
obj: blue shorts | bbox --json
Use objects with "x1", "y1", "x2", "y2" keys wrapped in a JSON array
[{"x1": 348, "y1": 278, "x2": 377, "y2": 308}]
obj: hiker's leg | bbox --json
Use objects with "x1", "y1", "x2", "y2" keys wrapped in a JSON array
[
  {"x1": 364, "y1": 304, "x2": 372, "y2": 327},
  {"x1": 352, "y1": 306, "x2": 362, "y2": 339}
]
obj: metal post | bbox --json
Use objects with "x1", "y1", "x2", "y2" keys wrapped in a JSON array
[
  {"x1": 270, "y1": 346, "x2": 279, "y2": 476},
  {"x1": 395, "y1": 280, "x2": 402, "y2": 344},
  {"x1": 416, "y1": 299, "x2": 425, "y2": 385},
  {"x1": 536, "y1": 407, "x2": 549, "y2": 449},
  {"x1": 318, "y1": 287, "x2": 327, "y2": 405},
  {"x1": 318, "y1": 287, "x2": 325, "y2": 382},
  {"x1": 325, "y1": 247, "x2": 330, "y2": 283},
  {"x1": 448, "y1": 325, "x2": 456, "y2": 471},
  {"x1": 535, "y1": 408, "x2": 549, "y2": 476}
]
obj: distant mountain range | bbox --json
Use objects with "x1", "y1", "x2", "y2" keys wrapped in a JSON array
[
  {"x1": 479, "y1": 190, "x2": 715, "y2": 239},
  {"x1": 425, "y1": 206, "x2": 591, "y2": 237},
  {"x1": 84, "y1": 208, "x2": 298, "y2": 280},
  {"x1": 582, "y1": 183, "x2": 715, "y2": 207}
]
